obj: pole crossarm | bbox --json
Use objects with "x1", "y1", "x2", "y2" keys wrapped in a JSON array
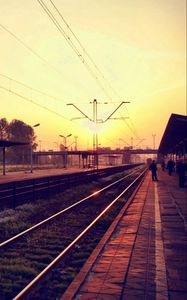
[
  {"x1": 107, "y1": 117, "x2": 129, "y2": 121},
  {"x1": 135, "y1": 138, "x2": 145, "y2": 147},
  {"x1": 67, "y1": 103, "x2": 93, "y2": 122},
  {"x1": 103, "y1": 101, "x2": 130, "y2": 122},
  {"x1": 67, "y1": 100, "x2": 130, "y2": 124},
  {"x1": 71, "y1": 117, "x2": 88, "y2": 121}
]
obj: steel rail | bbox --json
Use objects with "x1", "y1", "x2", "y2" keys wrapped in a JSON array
[
  {"x1": 0, "y1": 168, "x2": 142, "y2": 248},
  {"x1": 13, "y1": 168, "x2": 147, "y2": 300}
]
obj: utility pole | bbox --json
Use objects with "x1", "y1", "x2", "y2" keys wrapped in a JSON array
[
  {"x1": 92, "y1": 99, "x2": 98, "y2": 167},
  {"x1": 74, "y1": 136, "x2": 78, "y2": 151},
  {"x1": 131, "y1": 137, "x2": 133, "y2": 149},
  {"x1": 59, "y1": 134, "x2": 72, "y2": 168},
  {"x1": 152, "y1": 134, "x2": 156, "y2": 149},
  {"x1": 67, "y1": 99, "x2": 130, "y2": 169},
  {"x1": 30, "y1": 123, "x2": 40, "y2": 173}
]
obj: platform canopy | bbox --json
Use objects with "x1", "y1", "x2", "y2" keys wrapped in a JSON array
[
  {"x1": 0, "y1": 139, "x2": 28, "y2": 147},
  {"x1": 158, "y1": 114, "x2": 187, "y2": 155},
  {"x1": 0, "y1": 139, "x2": 28, "y2": 175}
]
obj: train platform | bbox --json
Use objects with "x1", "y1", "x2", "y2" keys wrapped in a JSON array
[
  {"x1": 0, "y1": 167, "x2": 87, "y2": 184},
  {"x1": 0, "y1": 164, "x2": 134, "y2": 184},
  {"x1": 61, "y1": 168, "x2": 187, "y2": 300}
]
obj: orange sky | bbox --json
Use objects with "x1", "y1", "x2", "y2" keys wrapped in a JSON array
[{"x1": 0, "y1": 0, "x2": 186, "y2": 150}]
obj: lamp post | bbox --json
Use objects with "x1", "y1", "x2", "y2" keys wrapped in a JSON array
[
  {"x1": 74, "y1": 136, "x2": 78, "y2": 151},
  {"x1": 59, "y1": 134, "x2": 72, "y2": 168},
  {"x1": 30, "y1": 123, "x2": 40, "y2": 173},
  {"x1": 53, "y1": 142, "x2": 59, "y2": 151}
]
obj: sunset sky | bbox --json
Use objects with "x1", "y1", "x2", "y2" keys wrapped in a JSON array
[{"x1": 0, "y1": 0, "x2": 186, "y2": 150}]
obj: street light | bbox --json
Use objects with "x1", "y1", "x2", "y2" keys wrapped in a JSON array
[
  {"x1": 59, "y1": 134, "x2": 72, "y2": 168},
  {"x1": 30, "y1": 123, "x2": 40, "y2": 173}
]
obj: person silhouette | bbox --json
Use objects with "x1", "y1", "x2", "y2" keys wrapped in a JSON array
[
  {"x1": 149, "y1": 160, "x2": 158, "y2": 181},
  {"x1": 167, "y1": 159, "x2": 175, "y2": 176},
  {"x1": 177, "y1": 160, "x2": 186, "y2": 187},
  {"x1": 161, "y1": 160, "x2": 166, "y2": 171}
]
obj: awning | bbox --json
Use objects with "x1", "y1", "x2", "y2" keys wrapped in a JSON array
[
  {"x1": 0, "y1": 139, "x2": 28, "y2": 147},
  {"x1": 0, "y1": 139, "x2": 28, "y2": 175},
  {"x1": 158, "y1": 114, "x2": 187, "y2": 154}
]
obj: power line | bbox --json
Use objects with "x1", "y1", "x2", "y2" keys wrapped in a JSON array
[
  {"x1": 0, "y1": 84, "x2": 70, "y2": 122},
  {"x1": 49, "y1": 0, "x2": 140, "y2": 138},
  {"x1": 36, "y1": 0, "x2": 115, "y2": 99},
  {"x1": 0, "y1": 73, "x2": 67, "y2": 104},
  {"x1": 36, "y1": 0, "x2": 140, "y2": 139},
  {"x1": 0, "y1": 23, "x2": 63, "y2": 77},
  {"x1": 1, "y1": 2, "x2": 140, "y2": 140},
  {"x1": 1, "y1": 26, "x2": 98, "y2": 102},
  {"x1": 49, "y1": 0, "x2": 118, "y2": 95}
]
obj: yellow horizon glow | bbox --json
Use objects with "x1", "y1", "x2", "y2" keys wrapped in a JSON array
[{"x1": 0, "y1": 0, "x2": 186, "y2": 150}]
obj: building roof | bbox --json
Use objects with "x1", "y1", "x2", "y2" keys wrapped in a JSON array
[
  {"x1": 158, "y1": 114, "x2": 187, "y2": 154},
  {"x1": 0, "y1": 139, "x2": 28, "y2": 147}
]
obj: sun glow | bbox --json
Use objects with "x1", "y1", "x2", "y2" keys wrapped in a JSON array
[
  {"x1": 0, "y1": 1, "x2": 186, "y2": 150},
  {"x1": 82, "y1": 120, "x2": 104, "y2": 134}
]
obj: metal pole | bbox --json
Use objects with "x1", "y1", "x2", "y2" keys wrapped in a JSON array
[
  {"x1": 59, "y1": 134, "x2": 72, "y2": 168},
  {"x1": 152, "y1": 134, "x2": 156, "y2": 149},
  {"x1": 64, "y1": 137, "x2": 67, "y2": 168},
  {"x1": 30, "y1": 142, "x2": 33, "y2": 173},
  {"x1": 74, "y1": 136, "x2": 78, "y2": 151},
  {"x1": 79, "y1": 153, "x2": 81, "y2": 168},
  {"x1": 93, "y1": 99, "x2": 98, "y2": 169},
  {"x1": 30, "y1": 123, "x2": 40, "y2": 173},
  {"x1": 131, "y1": 137, "x2": 133, "y2": 149},
  {"x1": 67, "y1": 100, "x2": 128, "y2": 169},
  {"x1": 3, "y1": 146, "x2": 6, "y2": 175}
]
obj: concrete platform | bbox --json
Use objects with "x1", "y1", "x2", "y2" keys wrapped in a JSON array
[
  {"x1": 0, "y1": 165, "x2": 114, "y2": 184},
  {"x1": 0, "y1": 167, "x2": 86, "y2": 184},
  {"x1": 61, "y1": 169, "x2": 187, "y2": 300}
]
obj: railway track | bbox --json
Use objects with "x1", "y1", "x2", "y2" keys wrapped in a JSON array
[{"x1": 0, "y1": 166, "x2": 147, "y2": 299}]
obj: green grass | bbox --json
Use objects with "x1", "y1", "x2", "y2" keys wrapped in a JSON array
[{"x1": 0, "y1": 264, "x2": 37, "y2": 279}]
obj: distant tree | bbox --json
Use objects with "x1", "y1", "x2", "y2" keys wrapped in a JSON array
[
  {"x1": 8, "y1": 119, "x2": 35, "y2": 142},
  {"x1": 7, "y1": 119, "x2": 37, "y2": 164},
  {"x1": 0, "y1": 118, "x2": 9, "y2": 140}
]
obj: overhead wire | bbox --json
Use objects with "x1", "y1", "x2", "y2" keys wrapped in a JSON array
[
  {"x1": 0, "y1": 23, "x2": 91, "y2": 99},
  {"x1": 0, "y1": 85, "x2": 70, "y2": 122},
  {"x1": 49, "y1": 0, "x2": 117, "y2": 92},
  {"x1": 36, "y1": 0, "x2": 118, "y2": 100},
  {"x1": 0, "y1": 23, "x2": 63, "y2": 78},
  {"x1": 37, "y1": 0, "x2": 140, "y2": 139},
  {"x1": 49, "y1": 0, "x2": 139, "y2": 138},
  {"x1": 1, "y1": 1, "x2": 140, "y2": 140},
  {"x1": 0, "y1": 73, "x2": 67, "y2": 104}
]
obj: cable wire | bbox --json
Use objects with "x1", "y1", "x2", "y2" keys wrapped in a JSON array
[
  {"x1": 37, "y1": 0, "x2": 140, "y2": 138},
  {"x1": 37, "y1": 0, "x2": 116, "y2": 99},
  {"x1": 0, "y1": 73, "x2": 66, "y2": 104},
  {"x1": 0, "y1": 23, "x2": 64, "y2": 78},
  {"x1": 0, "y1": 85, "x2": 70, "y2": 122}
]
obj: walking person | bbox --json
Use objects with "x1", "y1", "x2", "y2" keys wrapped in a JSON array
[
  {"x1": 149, "y1": 160, "x2": 158, "y2": 181},
  {"x1": 167, "y1": 159, "x2": 175, "y2": 176},
  {"x1": 161, "y1": 159, "x2": 166, "y2": 171},
  {"x1": 177, "y1": 160, "x2": 186, "y2": 187}
]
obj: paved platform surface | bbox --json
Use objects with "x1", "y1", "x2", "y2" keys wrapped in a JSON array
[
  {"x1": 61, "y1": 168, "x2": 187, "y2": 300},
  {"x1": 0, "y1": 167, "x2": 86, "y2": 184},
  {"x1": 0, "y1": 165, "x2": 114, "y2": 184}
]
